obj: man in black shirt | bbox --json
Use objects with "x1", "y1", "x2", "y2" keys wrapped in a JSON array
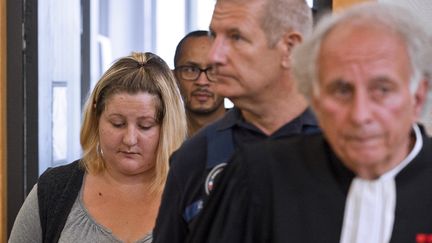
[
  {"x1": 186, "y1": 3, "x2": 432, "y2": 243},
  {"x1": 153, "y1": 0, "x2": 318, "y2": 242}
]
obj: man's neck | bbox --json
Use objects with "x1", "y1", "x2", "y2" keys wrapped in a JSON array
[
  {"x1": 186, "y1": 106, "x2": 226, "y2": 137},
  {"x1": 240, "y1": 92, "x2": 308, "y2": 136}
]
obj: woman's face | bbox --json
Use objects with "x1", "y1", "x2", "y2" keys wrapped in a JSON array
[{"x1": 98, "y1": 91, "x2": 161, "y2": 177}]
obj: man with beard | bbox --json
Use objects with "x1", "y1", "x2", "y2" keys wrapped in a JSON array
[{"x1": 174, "y1": 30, "x2": 226, "y2": 137}]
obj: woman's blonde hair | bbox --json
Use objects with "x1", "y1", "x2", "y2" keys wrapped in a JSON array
[{"x1": 80, "y1": 52, "x2": 187, "y2": 193}]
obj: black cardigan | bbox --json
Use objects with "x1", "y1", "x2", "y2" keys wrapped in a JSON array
[{"x1": 37, "y1": 159, "x2": 85, "y2": 243}]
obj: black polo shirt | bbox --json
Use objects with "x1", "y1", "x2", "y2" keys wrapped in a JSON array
[{"x1": 153, "y1": 107, "x2": 319, "y2": 243}]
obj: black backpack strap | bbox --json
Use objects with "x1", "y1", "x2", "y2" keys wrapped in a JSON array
[
  {"x1": 303, "y1": 125, "x2": 321, "y2": 135},
  {"x1": 206, "y1": 125, "x2": 235, "y2": 169},
  {"x1": 38, "y1": 160, "x2": 84, "y2": 243},
  {"x1": 183, "y1": 125, "x2": 234, "y2": 223}
]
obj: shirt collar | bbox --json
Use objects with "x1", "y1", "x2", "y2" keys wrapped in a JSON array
[
  {"x1": 215, "y1": 106, "x2": 319, "y2": 136},
  {"x1": 214, "y1": 107, "x2": 242, "y2": 131},
  {"x1": 381, "y1": 123, "x2": 423, "y2": 180},
  {"x1": 340, "y1": 124, "x2": 422, "y2": 243}
]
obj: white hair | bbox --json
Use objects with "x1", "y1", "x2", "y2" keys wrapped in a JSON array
[{"x1": 292, "y1": 2, "x2": 432, "y2": 112}]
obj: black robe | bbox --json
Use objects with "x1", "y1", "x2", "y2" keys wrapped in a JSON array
[{"x1": 186, "y1": 132, "x2": 432, "y2": 243}]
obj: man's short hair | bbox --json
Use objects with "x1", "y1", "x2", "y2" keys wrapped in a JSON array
[{"x1": 173, "y1": 30, "x2": 210, "y2": 67}]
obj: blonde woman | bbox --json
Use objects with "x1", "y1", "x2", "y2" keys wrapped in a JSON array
[{"x1": 9, "y1": 52, "x2": 187, "y2": 243}]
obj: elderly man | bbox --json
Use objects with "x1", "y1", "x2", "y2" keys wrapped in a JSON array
[
  {"x1": 173, "y1": 30, "x2": 226, "y2": 137},
  {"x1": 186, "y1": 3, "x2": 432, "y2": 243},
  {"x1": 153, "y1": 0, "x2": 318, "y2": 242}
]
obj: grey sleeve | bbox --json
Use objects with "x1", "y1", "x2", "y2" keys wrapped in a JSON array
[{"x1": 8, "y1": 184, "x2": 42, "y2": 243}]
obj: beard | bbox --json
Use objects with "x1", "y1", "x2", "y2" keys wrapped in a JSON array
[{"x1": 186, "y1": 98, "x2": 225, "y2": 115}]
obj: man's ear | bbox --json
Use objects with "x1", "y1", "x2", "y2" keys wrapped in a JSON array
[
  {"x1": 311, "y1": 91, "x2": 320, "y2": 113},
  {"x1": 280, "y1": 31, "x2": 303, "y2": 69},
  {"x1": 414, "y1": 78, "x2": 429, "y2": 119}
]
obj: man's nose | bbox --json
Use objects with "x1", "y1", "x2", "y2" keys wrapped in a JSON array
[
  {"x1": 350, "y1": 91, "x2": 373, "y2": 126},
  {"x1": 195, "y1": 70, "x2": 211, "y2": 85},
  {"x1": 208, "y1": 36, "x2": 227, "y2": 65}
]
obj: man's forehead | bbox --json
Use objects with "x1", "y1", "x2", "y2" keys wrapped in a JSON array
[
  {"x1": 216, "y1": 0, "x2": 258, "y2": 4},
  {"x1": 323, "y1": 18, "x2": 400, "y2": 43},
  {"x1": 211, "y1": 0, "x2": 265, "y2": 22},
  {"x1": 177, "y1": 40, "x2": 212, "y2": 67},
  {"x1": 183, "y1": 36, "x2": 211, "y2": 49},
  {"x1": 320, "y1": 21, "x2": 407, "y2": 58},
  {"x1": 210, "y1": 4, "x2": 263, "y2": 34}
]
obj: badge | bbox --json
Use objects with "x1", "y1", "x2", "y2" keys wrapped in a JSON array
[{"x1": 205, "y1": 163, "x2": 227, "y2": 195}]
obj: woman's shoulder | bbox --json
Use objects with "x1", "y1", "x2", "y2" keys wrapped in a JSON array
[
  {"x1": 39, "y1": 159, "x2": 83, "y2": 180},
  {"x1": 38, "y1": 159, "x2": 84, "y2": 198}
]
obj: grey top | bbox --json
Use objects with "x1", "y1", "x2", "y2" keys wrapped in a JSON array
[{"x1": 9, "y1": 184, "x2": 152, "y2": 243}]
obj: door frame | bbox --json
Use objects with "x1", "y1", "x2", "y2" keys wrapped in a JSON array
[{"x1": 6, "y1": 0, "x2": 39, "y2": 236}]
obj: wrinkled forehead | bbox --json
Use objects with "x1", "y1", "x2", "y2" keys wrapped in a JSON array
[
  {"x1": 323, "y1": 18, "x2": 402, "y2": 46},
  {"x1": 317, "y1": 21, "x2": 412, "y2": 86},
  {"x1": 212, "y1": 0, "x2": 266, "y2": 19},
  {"x1": 319, "y1": 20, "x2": 410, "y2": 66}
]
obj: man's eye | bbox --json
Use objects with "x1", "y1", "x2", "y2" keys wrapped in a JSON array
[
  {"x1": 377, "y1": 85, "x2": 390, "y2": 93},
  {"x1": 336, "y1": 85, "x2": 352, "y2": 95},
  {"x1": 183, "y1": 66, "x2": 198, "y2": 73},
  {"x1": 371, "y1": 84, "x2": 392, "y2": 99},
  {"x1": 326, "y1": 81, "x2": 353, "y2": 100},
  {"x1": 230, "y1": 33, "x2": 241, "y2": 41}
]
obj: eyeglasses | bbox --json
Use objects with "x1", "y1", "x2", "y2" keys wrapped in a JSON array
[{"x1": 175, "y1": 65, "x2": 216, "y2": 82}]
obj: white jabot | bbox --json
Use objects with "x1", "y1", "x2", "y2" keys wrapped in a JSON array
[{"x1": 340, "y1": 124, "x2": 422, "y2": 243}]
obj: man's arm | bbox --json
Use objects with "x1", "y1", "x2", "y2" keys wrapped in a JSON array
[{"x1": 153, "y1": 161, "x2": 188, "y2": 243}]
